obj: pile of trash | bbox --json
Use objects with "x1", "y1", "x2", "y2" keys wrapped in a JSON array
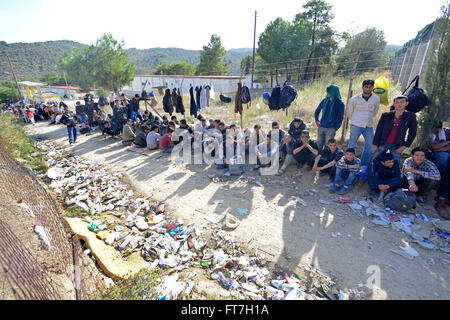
[
  {"x1": 340, "y1": 197, "x2": 449, "y2": 254},
  {"x1": 34, "y1": 140, "x2": 343, "y2": 300}
]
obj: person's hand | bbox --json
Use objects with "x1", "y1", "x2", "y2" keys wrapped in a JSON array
[
  {"x1": 378, "y1": 184, "x2": 390, "y2": 193},
  {"x1": 372, "y1": 145, "x2": 378, "y2": 154},
  {"x1": 409, "y1": 183, "x2": 418, "y2": 193},
  {"x1": 257, "y1": 152, "x2": 262, "y2": 159},
  {"x1": 404, "y1": 166, "x2": 415, "y2": 173},
  {"x1": 315, "y1": 121, "x2": 320, "y2": 127},
  {"x1": 312, "y1": 165, "x2": 318, "y2": 172},
  {"x1": 394, "y1": 146, "x2": 406, "y2": 154}
]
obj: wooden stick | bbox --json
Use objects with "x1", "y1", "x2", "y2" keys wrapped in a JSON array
[{"x1": 340, "y1": 49, "x2": 361, "y2": 143}]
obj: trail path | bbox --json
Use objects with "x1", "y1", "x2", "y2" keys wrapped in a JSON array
[{"x1": 26, "y1": 122, "x2": 449, "y2": 299}]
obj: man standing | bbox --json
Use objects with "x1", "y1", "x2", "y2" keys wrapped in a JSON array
[
  {"x1": 312, "y1": 138, "x2": 344, "y2": 181},
  {"x1": 60, "y1": 107, "x2": 77, "y2": 144},
  {"x1": 130, "y1": 94, "x2": 143, "y2": 123},
  {"x1": 347, "y1": 79, "x2": 380, "y2": 166},
  {"x1": 367, "y1": 153, "x2": 402, "y2": 198},
  {"x1": 402, "y1": 147, "x2": 441, "y2": 204},
  {"x1": 372, "y1": 95, "x2": 417, "y2": 164},
  {"x1": 314, "y1": 85, "x2": 345, "y2": 151}
]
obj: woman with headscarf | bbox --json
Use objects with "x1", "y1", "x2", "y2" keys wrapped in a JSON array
[
  {"x1": 313, "y1": 84, "x2": 345, "y2": 151},
  {"x1": 163, "y1": 88, "x2": 174, "y2": 116}
]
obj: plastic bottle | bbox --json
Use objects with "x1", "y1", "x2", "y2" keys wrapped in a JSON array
[
  {"x1": 263, "y1": 285, "x2": 279, "y2": 298},
  {"x1": 218, "y1": 272, "x2": 231, "y2": 289},
  {"x1": 272, "y1": 290, "x2": 285, "y2": 300},
  {"x1": 270, "y1": 279, "x2": 286, "y2": 289},
  {"x1": 280, "y1": 283, "x2": 295, "y2": 292}
]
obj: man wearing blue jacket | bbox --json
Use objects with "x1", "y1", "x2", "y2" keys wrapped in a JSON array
[
  {"x1": 314, "y1": 85, "x2": 345, "y2": 151},
  {"x1": 367, "y1": 152, "x2": 402, "y2": 198},
  {"x1": 130, "y1": 94, "x2": 143, "y2": 123}
]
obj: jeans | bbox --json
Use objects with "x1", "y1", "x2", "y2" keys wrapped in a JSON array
[
  {"x1": 317, "y1": 127, "x2": 336, "y2": 150},
  {"x1": 368, "y1": 173, "x2": 402, "y2": 193},
  {"x1": 334, "y1": 168, "x2": 359, "y2": 187},
  {"x1": 163, "y1": 147, "x2": 173, "y2": 153},
  {"x1": 293, "y1": 152, "x2": 316, "y2": 169},
  {"x1": 434, "y1": 151, "x2": 450, "y2": 171},
  {"x1": 402, "y1": 176, "x2": 437, "y2": 198},
  {"x1": 79, "y1": 113, "x2": 89, "y2": 125},
  {"x1": 437, "y1": 158, "x2": 450, "y2": 199},
  {"x1": 348, "y1": 125, "x2": 374, "y2": 166},
  {"x1": 318, "y1": 159, "x2": 337, "y2": 178},
  {"x1": 370, "y1": 143, "x2": 402, "y2": 164},
  {"x1": 67, "y1": 126, "x2": 77, "y2": 144}
]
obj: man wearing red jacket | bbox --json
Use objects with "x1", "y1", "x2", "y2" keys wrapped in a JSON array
[{"x1": 371, "y1": 95, "x2": 417, "y2": 164}]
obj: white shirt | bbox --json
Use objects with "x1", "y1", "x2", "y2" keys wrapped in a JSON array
[
  {"x1": 255, "y1": 141, "x2": 279, "y2": 158},
  {"x1": 347, "y1": 93, "x2": 380, "y2": 128},
  {"x1": 146, "y1": 131, "x2": 161, "y2": 149}
]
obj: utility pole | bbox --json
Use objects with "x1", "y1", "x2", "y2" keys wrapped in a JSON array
[
  {"x1": 251, "y1": 10, "x2": 257, "y2": 89},
  {"x1": 6, "y1": 53, "x2": 23, "y2": 102}
]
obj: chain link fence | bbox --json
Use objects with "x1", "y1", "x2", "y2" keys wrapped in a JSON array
[{"x1": 0, "y1": 135, "x2": 104, "y2": 299}]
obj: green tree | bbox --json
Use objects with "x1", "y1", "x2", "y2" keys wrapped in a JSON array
[
  {"x1": 0, "y1": 83, "x2": 19, "y2": 102},
  {"x1": 196, "y1": 34, "x2": 228, "y2": 76},
  {"x1": 39, "y1": 72, "x2": 66, "y2": 86},
  {"x1": 154, "y1": 61, "x2": 196, "y2": 75},
  {"x1": 415, "y1": 2, "x2": 450, "y2": 147},
  {"x1": 294, "y1": 0, "x2": 338, "y2": 81},
  {"x1": 336, "y1": 28, "x2": 389, "y2": 74},
  {"x1": 58, "y1": 34, "x2": 135, "y2": 93}
]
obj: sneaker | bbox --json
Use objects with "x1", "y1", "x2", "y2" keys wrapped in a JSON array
[
  {"x1": 416, "y1": 196, "x2": 426, "y2": 204},
  {"x1": 338, "y1": 186, "x2": 349, "y2": 195},
  {"x1": 253, "y1": 165, "x2": 261, "y2": 170},
  {"x1": 275, "y1": 169, "x2": 285, "y2": 176},
  {"x1": 329, "y1": 185, "x2": 339, "y2": 194}
]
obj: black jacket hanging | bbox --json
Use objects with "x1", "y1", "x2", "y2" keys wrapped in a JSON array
[
  {"x1": 189, "y1": 86, "x2": 197, "y2": 118},
  {"x1": 163, "y1": 89, "x2": 173, "y2": 115},
  {"x1": 176, "y1": 89, "x2": 185, "y2": 115}
]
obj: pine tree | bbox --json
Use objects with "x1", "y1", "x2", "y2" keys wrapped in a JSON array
[{"x1": 196, "y1": 35, "x2": 228, "y2": 76}]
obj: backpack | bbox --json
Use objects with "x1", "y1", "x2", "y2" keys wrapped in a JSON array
[
  {"x1": 268, "y1": 85, "x2": 281, "y2": 110},
  {"x1": 383, "y1": 189, "x2": 416, "y2": 212},
  {"x1": 401, "y1": 75, "x2": 430, "y2": 113},
  {"x1": 220, "y1": 94, "x2": 232, "y2": 103},
  {"x1": 280, "y1": 84, "x2": 297, "y2": 109},
  {"x1": 240, "y1": 86, "x2": 251, "y2": 104}
]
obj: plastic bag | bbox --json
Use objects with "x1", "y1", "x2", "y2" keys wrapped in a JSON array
[{"x1": 373, "y1": 75, "x2": 390, "y2": 106}]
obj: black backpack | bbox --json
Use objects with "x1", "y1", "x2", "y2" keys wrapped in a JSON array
[
  {"x1": 241, "y1": 86, "x2": 251, "y2": 104},
  {"x1": 268, "y1": 85, "x2": 281, "y2": 110},
  {"x1": 280, "y1": 84, "x2": 297, "y2": 109},
  {"x1": 401, "y1": 75, "x2": 430, "y2": 113},
  {"x1": 220, "y1": 94, "x2": 232, "y2": 103},
  {"x1": 384, "y1": 189, "x2": 416, "y2": 212}
]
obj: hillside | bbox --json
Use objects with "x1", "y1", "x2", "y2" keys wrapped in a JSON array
[{"x1": 0, "y1": 40, "x2": 253, "y2": 83}]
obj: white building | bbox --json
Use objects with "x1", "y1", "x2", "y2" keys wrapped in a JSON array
[{"x1": 121, "y1": 74, "x2": 260, "y2": 97}]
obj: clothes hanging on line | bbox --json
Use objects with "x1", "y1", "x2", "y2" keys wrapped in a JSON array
[
  {"x1": 176, "y1": 89, "x2": 185, "y2": 115},
  {"x1": 189, "y1": 86, "x2": 197, "y2": 118},
  {"x1": 195, "y1": 86, "x2": 201, "y2": 112},
  {"x1": 200, "y1": 85, "x2": 208, "y2": 110}
]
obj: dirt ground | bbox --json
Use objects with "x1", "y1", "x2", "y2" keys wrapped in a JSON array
[{"x1": 25, "y1": 121, "x2": 450, "y2": 300}]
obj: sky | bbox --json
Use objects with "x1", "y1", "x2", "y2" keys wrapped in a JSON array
[{"x1": 0, "y1": 0, "x2": 445, "y2": 50}]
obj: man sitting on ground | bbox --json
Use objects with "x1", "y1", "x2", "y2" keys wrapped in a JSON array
[
  {"x1": 292, "y1": 130, "x2": 319, "y2": 175},
  {"x1": 122, "y1": 119, "x2": 136, "y2": 146},
  {"x1": 434, "y1": 158, "x2": 450, "y2": 220},
  {"x1": 429, "y1": 121, "x2": 450, "y2": 171},
  {"x1": 146, "y1": 125, "x2": 161, "y2": 150},
  {"x1": 160, "y1": 115, "x2": 170, "y2": 135},
  {"x1": 288, "y1": 118, "x2": 306, "y2": 142},
  {"x1": 160, "y1": 128, "x2": 175, "y2": 153},
  {"x1": 134, "y1": 124, "x2": 150, "y2": 148},
  {"x1": 312, "y1": 138, "x2": 344, "y2": 182},
  {"x1": 330, "y1": 148, "x2": 361, "y2": 195},
  {"x1": 367, "y1": 152, "x2": 402, "y2": 199},
  {"x1": 402, "y1": 147, "x2": 441, "y2": 204},
  {"x1": 254, "y1": 133, "x2": 279, "y2": 174}
]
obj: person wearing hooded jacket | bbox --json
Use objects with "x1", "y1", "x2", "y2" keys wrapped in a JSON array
[
  {"x1": 163, "y1": 89, "x2": 174, "y2": 116},
  {"x1": 314, "y1": 85, "x2": 345, "y2": 151}
]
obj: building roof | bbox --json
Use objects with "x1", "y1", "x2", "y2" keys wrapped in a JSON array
[
  {"x1": 18, "y1": 81, "x2": 47, "y2": 87},
  {"x1": 136, "y1": 74, "x2": 242, "y2": 80},
  {"x1": 41, "y1": 85, "x2": 81, "y2": 90}
]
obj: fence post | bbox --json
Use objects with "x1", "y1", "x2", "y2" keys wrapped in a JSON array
[{"x1": 340, "y1": 49, "x2": 361, "y2": 143}]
